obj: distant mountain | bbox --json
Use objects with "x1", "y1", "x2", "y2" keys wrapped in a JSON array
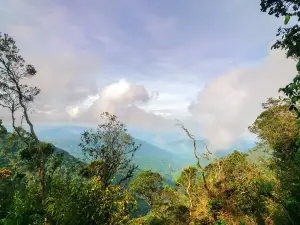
[
  {"x1": 53, "y1": 146, "x2": 84, "y2": 167},
  {"x1": 36, "y1": 125, "x2": 87, "y2": 140},
  {"x1": 132, "y1": 138, "x2": 182, "y2": 178},
  {"x1": 37, "y1": 126, "x2": 84, "y2": 159},
  {"x1": 35, "y1": 125, "x2": 256, "y2": 179},
  {"x1": 164, "y1": 138, "x2": 256, "y2": 168},
  {"x1": 0, "y1": 131, "x2": 82, "y2": 171},
  {"x1": 167, "y1": 138, "x2": 255, "y2": 154},
  {"x1": 36, "y1": 126, "x2": 183, "y2": 179}
]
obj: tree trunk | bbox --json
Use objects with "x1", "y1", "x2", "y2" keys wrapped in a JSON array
[{"x1": 19, "y1": 97, "x2": 39, "y2": 142}]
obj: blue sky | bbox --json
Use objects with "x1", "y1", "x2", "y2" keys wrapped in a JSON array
[
  {"x1": 0, "y1": 0, "x2": 297, "y2": 149},
  {"x1": 1, "y1": 0, "x2": 279, "y2": 80}
]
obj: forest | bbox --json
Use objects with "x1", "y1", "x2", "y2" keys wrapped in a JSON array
[{"x1": 1, "y1": 0, "x2": 300, "y2": 224}]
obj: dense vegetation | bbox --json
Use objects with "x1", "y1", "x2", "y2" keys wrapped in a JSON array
[{"x1": 1, "y1": 0, "x2": 300, "y2": 224}]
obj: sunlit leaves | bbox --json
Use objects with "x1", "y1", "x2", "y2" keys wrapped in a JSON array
[
  {"x1": 46, "y1": 175, "x2": 135, "y2": 225},
  {"x1": 129, "y1": 170, "x2": 163, "y2": 208},
  {"x1": 250, "y1": 97, "x2": 300, "y2": 222},
  {"x1": 284, "y1": 14, "x2": 291, "y2": 24}
]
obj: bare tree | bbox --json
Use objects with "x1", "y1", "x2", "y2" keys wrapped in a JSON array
[
  {"x1": 176, "y1": 121, "x2": 221, "y2": 198},
  {"x1": 176, "y1": 121, "x2": 209, "y2": 191}
]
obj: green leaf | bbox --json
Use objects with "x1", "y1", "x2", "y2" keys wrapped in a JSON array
[
  {"x1": 296, "y1": 61, "x2": 300, "y2": 73},
  {"x1": 291, "y1": 96, "x2": 298, "y2": 103},
  {"x1": 284, "y1": 14, "x2": 291, "y2": 25}
]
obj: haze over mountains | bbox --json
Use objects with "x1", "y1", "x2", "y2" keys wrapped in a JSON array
[{"x1": 34, "y1": 125, "x2": 255, "y2": 177}]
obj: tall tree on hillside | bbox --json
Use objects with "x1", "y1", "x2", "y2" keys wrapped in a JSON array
[
  {"x1": 0, "y1": 33, "x2": 52, "y2": 225},
  {"x1": 0, "y1": 33, "x2": 40, "y2": 139},
  {"x1": 260, "y1": 0, "x2": 300, "y2": 115},
  {"x1": 79, "y1": 112, "x2": 139, "y2": 188},
  {"x1": 261, "y1": 2, "x2": 300, "y2": 222},
  {"x1": 250, "y1": 97, "x2": 300, "y2": 223},
  {"x1": 129, "y1": 170, "x2": 164, "y2": 208}
]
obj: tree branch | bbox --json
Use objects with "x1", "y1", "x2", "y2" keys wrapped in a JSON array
[{"x1": 176, "y1": 120, "x2": 212, "y2": 196}]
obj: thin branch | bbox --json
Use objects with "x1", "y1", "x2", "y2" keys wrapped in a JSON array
[
  {"x1": 176, "y1": 120, "x2": 211, "y2": 195},
  {"x1": 204, "y1": 143, "x2": 222, "y2": 180}
]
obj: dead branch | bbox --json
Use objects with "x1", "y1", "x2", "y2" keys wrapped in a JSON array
[
  {"x1": 204, "y1": 142, "x2": 222, "y2": 180},
  {"x1": 176, "y1": 120, "x2": 210, "y2": 194}
]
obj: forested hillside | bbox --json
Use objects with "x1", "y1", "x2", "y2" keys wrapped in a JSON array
[
  {"x1": 34, "y1": 126, "x2": 254, "y2": 180},
  {"x1": 2, "y1": 0, "x2": 300, "y2": 224}
]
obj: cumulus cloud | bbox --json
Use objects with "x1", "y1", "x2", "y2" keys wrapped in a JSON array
[
  {"x1": 189, "y1": 50, "x2": 297, "y2": 149},
  {"x1": 89, "y1": 79, "x2": 150, "y2": 116},
  {"x1": 0, "y1": 0, "x2": 102, "y2": 123},
  {"x1": 0, "y1": 0, "x2": 289, "y2": 142},
  {"x1": 73, "y1": 79, "x2": 180, "y2": 131}
]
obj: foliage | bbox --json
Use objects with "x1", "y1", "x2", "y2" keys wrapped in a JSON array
[
  {"x1": 0, "y1": 33, "x2": 53, "y2": 224},
  {"x1": 260, "y1": 4, "x2": 300, "y2": 222},
  {"x1": 0, "y1": 120, "x2": 136, "y2": 224},
  {"x1": 176, "y1": 166, "x2": 199, "y2": 188},
  {"x1": 260, "y1": 0, "x2": 300, "y2": 117},
  {"x1": 46, "y1": 175, "x2": 136, "y2": 225},
  {"x1": 5, "y1": 179, "x2": 44, "y2": 225},
  {"x1": 278, "y1": 63, "x2": 300, "y2": 117},
  {"x1": 249, "y1": 98, "x2": 298, "y2": 159},
  {"x1": 2, "y1": 24, "x2": 300, "y2": 225},
  {"x1": 0, "y1": 33, "x2": 39, "y2": 139},
  {"x1": 130, "y1": 170, "x2": 164, "y2": 208},
  {"x1": 250, "y1": 97, "x2": 300, "y2": 223},
  {"x1": 79, "y1": 112, "x2": 139, "y2": 187},
  {"x1": 154, "y1": 186, "x2": 189, "y2": 224},
  {"x1": 261, "y1": 0, "x2": 300, "y2": 59},
  {"x1": 0, "y1": 169, "x2": 13, "y2": 220}
]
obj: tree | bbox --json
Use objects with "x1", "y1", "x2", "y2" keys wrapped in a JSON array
[
  {"x1": 0, "y1": 33, "x2": 40, "y2": 139},
  {"x1": 129, "y1": 170, "x2": 164, "y2": 208},
  {"x1": 249, "y1": 97, "x2": 298, "y2": 159},
  {"x1": 176, "y1": 166, "x2": 199, "y2": 218},
  {"x1": 158, "y1": 186, "x2": 189, "y2": 225},
  {"x1": 260, "y1": 1, "x2": 300, "y2": 115},
  {"x1": 250, "y1": 97, "x2": 300, "y2": 223},
  {"x1": 79, "y1": 112, "x2": 139, "y2": 188},
  {"x1": 176, "y1": 121, "x2": 211, "y2": 195},
  {"x1": 0, "y1": 168, "x2": 13, "y2": 219},
  {"x1": 261, "y1": 0, "x2": 300, "y2": 59},
  {"x1": 129, "y1": 170, "x2": 191, "y2": 224},
  {"x1": 46, "y1": 175, "x2": 136, "y2": 225},
  {"x1": 0, "y1": 33, "x2": 52, "y2": 225},
  {"x1": 278, "y1": 62, "x2": 300, "y2": 117}
]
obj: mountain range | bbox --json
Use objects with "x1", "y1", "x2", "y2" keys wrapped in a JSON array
[{"x1": 35, "y1": 125, "x2": 255, "y2": 179}]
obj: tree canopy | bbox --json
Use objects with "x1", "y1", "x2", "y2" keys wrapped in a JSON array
[
  {"x1": 79, "y1": 112, "x2": 139, "y2": 187},
  {"x1": 2, "y1": 1, "x2": 300, "y2": 223}
]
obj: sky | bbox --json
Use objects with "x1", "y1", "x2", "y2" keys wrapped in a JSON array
[{"x1": 0, "y1": 0, "x2": 297, "y2": 150}]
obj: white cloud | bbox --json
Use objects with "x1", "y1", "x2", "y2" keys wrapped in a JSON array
[
  {"x1": 90, "y1": 79, "x2": 150, "y2": 117},
  {"x1": 189, "y1": 50, "x2": 297, "y2": 149},
  {"x1": 0, "y1": 0, "x2": 290, "y2": 144},
  {"x1": 137, "y1": 79, "x2": 201, "y2": 120},
  {"x1": 0, "y1": 0, "x2": 102, "y2": 124},
  {"x1": 66, "y1": 106, "x2": 80, "y2": 118},
  {"x1": 74, "y1": 79, "x2": 185, "y2": 132}
]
